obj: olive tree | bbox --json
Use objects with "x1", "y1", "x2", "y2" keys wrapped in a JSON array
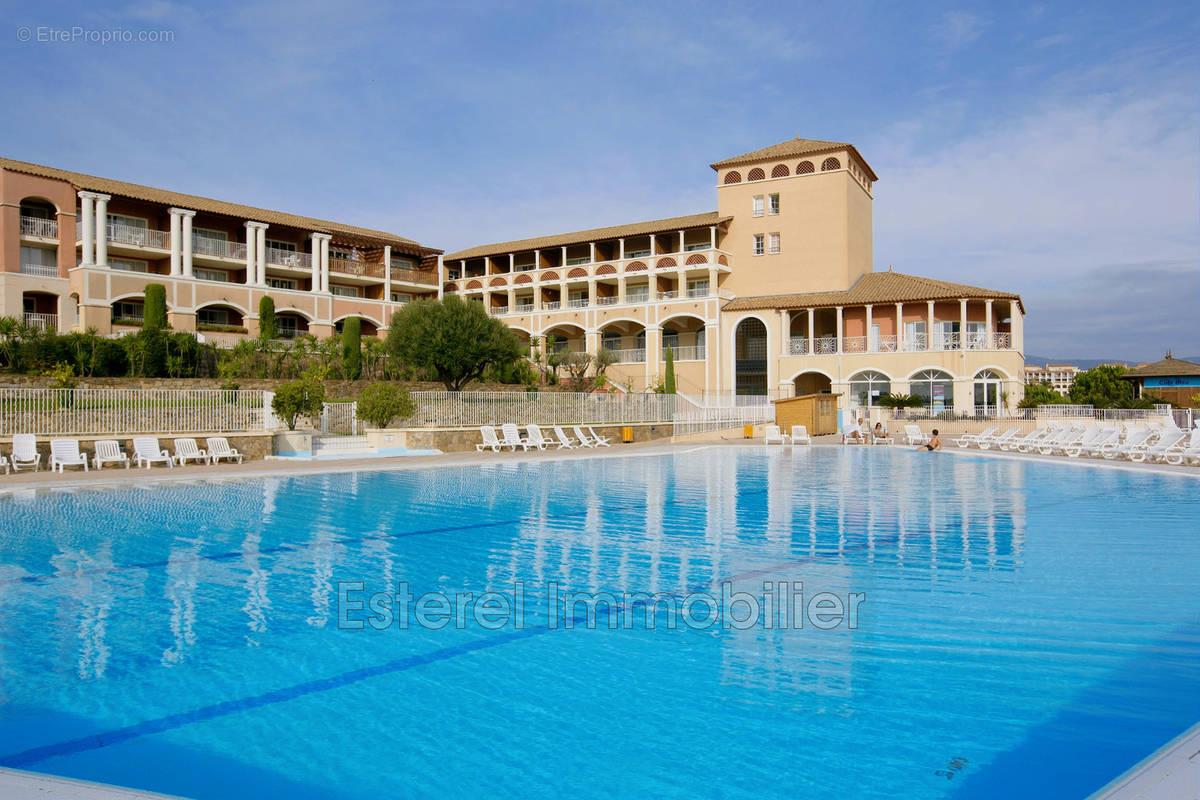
[{"x1": 386, "y1": 296, "x2": 522, "y2": 391}]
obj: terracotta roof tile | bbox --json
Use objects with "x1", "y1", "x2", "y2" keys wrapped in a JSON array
[
  {"x1": 1118, "y1": 356, "x2": 1200, "y2": 379},
  {"x1": 443, "y1": 212, "x2": 730, "y2": 261},
  {"x1": 721, "y1": 271, "x2": 1024, "y2": 312},
  {"x1": 710, "y1": 137, "x2": 879, "y2": 180},
  {"x1": 1, "y1": 156, "x2": 439, "y2": 255}
]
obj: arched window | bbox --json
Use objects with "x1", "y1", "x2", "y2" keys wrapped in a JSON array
[
  {"x1": 821, "y1": 157, "x2": 841, "y2": 171},
  {"x1": 910, "y1": 369, "x2": 954, "y2": 411},
  {"x1": 723, "y1": 171, "x2": 742, "y2": 184},
  {"x1": 847, "y1": 370, "x2": 891, "y2": 411},
  {"x1": 796, "y1": 161, "x2": 814, "y2": 175},
  {"x1": 974, "y1": 370, "x2": 1004, "y2": 414},
  {"x1": 735, "y1": 318, "x2": 768, "y2": 395},
  {"x1": 770, "y1": 164, "x2": 789, "y2": 178},
  {"x1": 747, "y1": 167, "x2": 766, "y2": 181}
]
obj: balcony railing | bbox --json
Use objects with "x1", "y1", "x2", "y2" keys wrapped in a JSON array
[
  {"x1": 20, "y1": 216, "x2": 58, "y2": 238},
  {"x1": 515, "y1": 302, "x2": 534, "y2": 313},
  {"x1": 685, "y1": 286, "x2": 710, "y2": 298},
  {"x1": 786, "y1": 330, "x2": 1013, "y2": 355},
  {"x1": 491, "y1": 305, "x2": 509, "y2": 315},
  {"x1": 329, "y1": 257, "x2": 384, "y2": 279},
  {"x1": 566, "y1": 298, "x2": 589, "y2": 309},
  {"x1": 595, "y1": 296, "x2": 618, "y2": 306},
  {"x1": 663, "y1": 345, "x2": 705, "y2": 361},
  {"x1": 107, "y1": 224, "x2": 169, "y2": 249},
  {"x1": 609, "y1": 348, "x2": 646, "y2": 363},
  {"x1": 193, "y1": 236, "x2": 247, "y2": 260},
  {"x1": 23, "y1": 312, "x2": 57, "y2": 331},
  {"x1": 265, "y1": 248, "x2": 312, "y2": 269},
  {"x1": 657, "y1": 290, "x2": 679, "y2": 301},
  {"x1": 542, "y1": 301, "x2": 561, "y2": 311},
  {"x1": 20, "y1": 263, "x2": 59, "y2": 277},
  {"x1": 389, "y1": 266, "x2": 438, "y2": 286},
  {"x1": 901, "y1": 334, "x2": 927, "y2": 352},
  {"x1": 842, "y1": 336, "x2": 867, "y2": 353}
]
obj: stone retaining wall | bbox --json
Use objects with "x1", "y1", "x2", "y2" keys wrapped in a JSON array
[{"x1": 1, "y1": 432, "x2": 275, "y2": 465}]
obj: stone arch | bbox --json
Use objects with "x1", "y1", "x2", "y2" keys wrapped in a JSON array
[
  {"x1": 796, "y1": 161, "x2": 815, "y2": 174},
  {"x1": 625, "y1": 261, "x2": 647, "y2": 272},
  {"x1": 821, "y1": 157, "x2": 841, "y2": 171},
  {"x1": 685, "y1": 253, "x2": 708, "y2": 265},
  {"x1": 723, "y1": 171, "x2": 742, "y2": 184},
  {"x1": 747, "y1": 167, "x2": 766, "y2": 181},
  {"x1": 488, "y1": 277, "x2": 507, "y2": 287},
  {"x1": 595, "y1": 264, "x2": 617, "y2": 276},
  {"x1": 655, "y1": 257, "x2": 676, "y2": 269},
  {"x1": 567, "y1": 267, "x2": 588, "y2": 278},
  {"x1": 770, "y1": 164, "x2": 790, "y2": 178}
]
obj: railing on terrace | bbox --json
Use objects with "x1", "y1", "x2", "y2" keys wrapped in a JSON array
[
  {"x1": 329, "y1": 257, "x2": 384, "y2": 279},
  {"x1": 890, "y1": 404, "x2": 1176, "y2": 423},
  {"x1": 566, "y1": 298, "x2": 589, "y2": 309},
  {"x1": 192, "y1": 236, "x2": 247, "y2": 260},
  {"x1": 107, "y1": 224, "x2": 170, "y2": 249},
  {"x1": 609, "y1": 348, "x2": 646, "y2": 363},
  {"x1": 842, "y1": 336, "x2": 867, "y2": 353},
  {"x1": 0, "y1": 388, "x2": 265, "y2": 436},
  {"x1": 515, "y1": 303, "x2": 534, "y2": 312},
  {"x1": 657, "y1": 291, "x2": 679, "y2": 301},
  {"x1": 389, "y1": 266, "x2": 438, "y2": 286},
  {"x1": 783, "y1": 331, "x2": 1013, "y2": 355},
  {"x1": 403, "y1": 391, "x2": 680, "y2": 427},
  {"x1": 491, "y1": 305, "x2": 509, "y2": 316},
  {"x1": 20, "y1": 216, "x2": 58, "y2": 238},
  {"x1": 595, "y1": 296, "x2": 619, "y2": 306},
  {"x1": 542, "y1": 301, "x2": 561, "y2": 311},
  {"x1": 20, "y1": 263, "x2": 59, "y2": 277},
  {"x1": 321, "y1": 401, "x2": 359, "y2": 435},
  {"x1": 663, "y1": 345, "x2": 705, "y2": 361},
  {"x1": 265, "y1": 248, "x2": 311, "y2": 269},
  {"x1": 23, "y1": 313, "x2": 57, "y2": 331},
  {"x1": 685, "y1": 287, "x2": 711, "y2": 299}
]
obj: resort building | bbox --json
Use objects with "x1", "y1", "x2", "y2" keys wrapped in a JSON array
[
  {"x1": 1024, "y1": 363, "x2": 1080, "y2": 394},
  {"x1": 0, "y1": 158, "x2": 441, "y2": 343},
  {"x1": 1119, "y1": 354, "x2": 1200, "y2": 407},
  {"x1": 442, "y1": 137, "x2": 1027, "y2": 414}
]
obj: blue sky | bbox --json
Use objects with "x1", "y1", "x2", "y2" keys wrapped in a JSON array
[{"x1": 3, "y1": 0, "x2": 1196, "y2": 362}]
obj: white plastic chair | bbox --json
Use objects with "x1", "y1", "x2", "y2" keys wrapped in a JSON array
[
  {"x1": 9, "y1": 434, "x2": 40, "y2": 472},
  {"x1": 500, "y1": 423, "x2": 531, "y2": 451},
  {"x1": 764, "y1": 425, "x2": 790, "y2": 446},
  {"x1": 133, "y1": 437, "x2": 173, "y2": 468},
  {"x1": 586, "y1": 426, "x2": 612, "y2": 446},
  {"x1": 552, "y1": 426, "x2": 576, "y2": 449},
  {"x1": 93, "y1": 439, "x2": 130, "y2": 470},
  {"x1": 49, "y1": 438, "x2": 89, "y2": 472},
  {"x1": 572, "y1": 426, "x2": 597, "y2": 448},
  {"x1": 476, "y1": 425, "x2": 502, "y2": 453},
  {"x1": 174, "y1": 438, "x2": 210, "y2": 466},
  {"x1": 790, "y1": 425, "x2": 812, "y2": 445},
  {"x1": 904, "y1": 425, "x2": 929, "y2": 446},
  {"x1": 206, "y1": 437, "x2": 243, "y2": 464},
  {"x1": 525, "y1": 424, "x2": 550, "y2": 451}
]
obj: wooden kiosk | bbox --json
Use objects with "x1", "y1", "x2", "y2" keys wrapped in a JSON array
[{"x1": 772, "y1": 393, "x2": 841, "y2": 436}]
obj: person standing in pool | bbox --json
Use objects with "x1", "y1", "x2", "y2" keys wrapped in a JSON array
[{"x1": 918, "y1": 429, "x2": 943, "y2": 451}]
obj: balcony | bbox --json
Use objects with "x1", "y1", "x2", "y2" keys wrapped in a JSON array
[
  {"x1": 566, "y1": 298, "x2": 589, "y2": 309},
  {"x1": 193, "y1": 236, "x2": 247, "y2": 260},
  {"x1": 609, "y1": 348, "x2": 646, "y2": 363},
  {"x1": 107, "y1": 223, "x2": 170, "y2": 249},
  {"x1": 23, "y1": 312, "x2": 57, "y2": 331},
  {"x1": 20, "y1": 263, "x2": 59, "y2": 277},
  {"x1": 329, "y1": 257, "x2": 383, "y2": 279},
  {"x1": 595, "y1": 296, "x2": 619, "y2": 306},
  {"x1": 20, "y1": 216, "x2": 58, "y2": 238},
  {"x1": 786, "y1": 331, "x2": 1012, "y2": 355},
  {"x1": 515, "y1": 303, "x2": 534, "y2": 313},
  {"x1": 266, "y1": 248, "x2": 312, "y2": 269},
  {"x1": 542, "y1": 301, "x2": 561, "y2": 311},
  {"x1": 663, "y1": 345, "x2": 705, "y2": 361},
  {"x1": 389, "y1": 265, "x2": 439, "y2": 286}
]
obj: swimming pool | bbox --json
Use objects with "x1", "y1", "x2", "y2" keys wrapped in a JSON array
[{"x1": 0, "y1": 447, "x2": 1196, "y2": 798}]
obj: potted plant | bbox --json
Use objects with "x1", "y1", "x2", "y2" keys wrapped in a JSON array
[{"x1": 876, "y1": 392, "x2": 925, "y2": 419}]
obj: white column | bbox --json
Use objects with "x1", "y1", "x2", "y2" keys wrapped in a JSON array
[
  {"x1": 835, "y1": 306, "x2": 844, "y2": 354},
  {"x1": 93, "y1": 194, "x2": 110, "y2": 266},
  {"x1": 588, "y1": 279, "x2": 597, "y2": 306},
  {"x1": 255, "y1": 225, "x2": 268, "y2": 286},
  {"x1": 181, "y1": 210, "x2": 194, "y2": 278},
  {"x1": 244, "y1": 222, "x2": 257, "y2": 286},
  {"x1": 78, "y1": 192, "x2": 96, "y2": 266},
  {"x1": 678, "y1": 230, "x2": 685, "y2": 252},
  {"x1": 508, "y1": 253, "x2": 514, "y2": 272},
  {"x1": 1011, "y1": 300, "x2": 1024, "y2": 353},
  {"x1": 865, "y1": 304, "x2": 873, "y2": 351},
  {"x1": 619, "y1": 238, "x2": 625, "y2": 260},
  {"x1": 985, "y1": 299, "x2": 994, "y2": 347},
  {"x1": 927, "y1": 300, "x2": 935, "y2": 350},
  {"x1": 895, "y1": 302, "x2": 904, "y2": 350},
  {"x1": 807, "y1": 308, "x2": 815, "y2": 354},
  {"x1": 169, "y1": 210, "x2": 182, "y2": 276},
  {"x1": 507, "y1": 288, "x2": 516, "y2": 310},
  {"x1": 709, "y1": 225, "x2": 716, "y2": 249},
  {"x1": 320, "y1": 236, "x2": 330, "y2": 293},
  {"x1": 532, "y1": 250, "x2": 539, "y2": 270},
  {"x1": 959, "y1": 298, "x2": 968, "y2": 350},
  {"x1": 779, "y1": 310, "x2": 790, "y2": 355},
  {"x1": 649, "y1": 235, "x2": 656, "y2": 257},
  {"x1": 560, "y1": 246, "x2": 567, "y2": 268},
  {"x1": 589, "y1": 242, "x2": 595, "y2": 263},
  {"x1": 383, "y1": 245, "x2": 392, "y2": 302},
  {"x1": 436, "y1": 255, "x2": 445, "y2": 301},
  {"x1": 618, "y1": 277, "x2": 626, "y2": 305},
  {"x1": 309, "y1": 234, "x2": 321, "y2": 293}
]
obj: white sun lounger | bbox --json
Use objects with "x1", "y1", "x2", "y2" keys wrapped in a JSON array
[
  {"x1": 174, "y1": 438, "x2": 210, "y2": 466},
  {"x1": 904, "y1": 425, "x2": 929, "y2": 446},
  {"x1": 1129, "y1": 429, "x2": 1186, "y2": 463},
  {"x1": 1102, "y1": 428, "x2": 1153, "y2": 460},
  {"x1": 524, "y1": 424, "x2": 551, "y2": 451},
  {"x1": 92, "y1": 439, "x2": 130, "y2": 470},
  {"x1": 572, "y1": 426, "x2": 597, "y2": 448},
  {"x1": 978, "y1": 427, "x2": 1020, "y2": 450},
  {"x1": 49, "y1": 438, "x2": 89, "y2": 472},
  {"x1": 1164, "y1": 430, "x2": 1200, "y2": 466},
  {"x1": 9, "y1": 434, "x2": 41, "y2": 472},
  {"x1": 955, "y1": 426, "x2": 998, "y2": 448},
  {"x1": 133, "y1": 437, "x2": 173, "y2": 468},
  {"x1": 587, "y1": 427, "x2": 612, "y2": 446},
  {"x1": 790, "y1": 425, "x2": 812, "y2": 445},
  {"x1": 1065, "y1": 427, "x2": 1117, "y2": 458},
  {"x1": 0, "y1": 454, "x2": 8, "y2": 474},
  {"x1": 1014, "y1": 425, "x2": 1061, "y2": 453},
  {"x1": 552, "y1": 426, "x2": 576, "y2": 449},
  {"x1": 206, "y1": 437, "x2": 244, "y2": 464},
  {"x1": 764, "y1": 425, "x2": 790, "y2": 446},
  {"x1": 1038, "y1": 424, "x2": 1086, "y2": 455},
  {"x1": 500, "y1": 423, "x2": 532, "y2": 451},
  {"x1": 476, "y1": 425, "x2": 503, "y2": 453}
]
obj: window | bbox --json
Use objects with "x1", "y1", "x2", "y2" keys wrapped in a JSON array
[
  {"x1": 625, "y1": 249, "x2": 651, "y2": 259},
  {"x1": 20, "y1": 246, "x2": 56, "y2": 267},
  {"x1": 683, "y1": 241, "x2": 710, "y2": 252},
  {"x1": 768, "y1": 233, "x2": 780, "y2": 254},
  {"x1": 974, "y1": 369, "x2": 1004, "y2": 413},
  {"x1": 266, "y1": 277, "x2": 296, "y2": 290},
  {"x1": 391, "y1": 292, "x2": 413, "y2": 303},
  {"x1": 330, "y1": 284, "x2": 360, "y2": 298},
  {"x1": 266, "y1": 239, "x2": 296, "y2": 252},
  {"x1": 626, "y1": 286, "x2": 649, "y2": 302},
  {"x1": 934, "y1": 320, "x2": 960, "y2": 350},
  {"x1": 113, "y1": 301, "x2": 143, "y2": 321},
  {"x1": 197, "y1": 307, "x2": 229, "y2": 326},
  {"x1": 903, "y1": 320, "x2": 927, "y2": 350},
  {"x1": 601, "y1": 332, "x2": 621, "y2": 350},
  {"x1": 964, "y1": 321, "x2": 987, "y2": 349},
  {"x1": 110, "y1": 258, "x2": 148, "y2": 273},
  {"x1": 107, "y1": 213, "x2": 147, "y2": 230},
  {"x1": 568, "y1": 290, "x2": 587, "y2": 302},
  {"x1": 768, "y1": 194, "x2": 780, "y2": 215},
  {"x1": 329, "y1": 247, "x2": 358, "y2": 262},
  {"x1": 686, "y1": 279, "x2": 709, "y2": 298},
  {"x1": 848, "y1": 371, "x2": 891, "y2": 411},
  {"x1": 661, "y1": 327, "x2": 679, "y2": 350},
  {"x1": 192, "y1": 228, "x2": 229, "y2": 257},
  {"x1": 752, "y1": 195, "x2": 764, "y2": 217},
  {"x1": 910, "y1": 369, "x2": 955, "y2": 411},
  {"x1": 753, "y1": 234, "x2": 765, "y2": 256},
  {"x1": 277, "y1": 316, "x2": 299, "y2": 338},
  {"x1": 564, "y1": 256, "x2": 591, "y2": 266},
  {"x1": 389, "y1": 256, "x2": 415, "y2": 270},
  {"x1": 196, "y1": 268, "x2": 231, "y2": 282}
]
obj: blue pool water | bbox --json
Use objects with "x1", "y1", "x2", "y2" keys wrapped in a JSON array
[{"x1": 0, "y1": 447, "x2": 1197, "y2": 798}]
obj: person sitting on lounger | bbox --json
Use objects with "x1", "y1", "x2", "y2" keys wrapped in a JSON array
[
  {"x1": 842, "y1": 417, "x2": 866, "y2": 444},
  {"x1": 872, "y1": 422, "x2": 888, "y2": 442},
  {"x1": 918, "y1": 429, "x2": 943, "y2": 451}
]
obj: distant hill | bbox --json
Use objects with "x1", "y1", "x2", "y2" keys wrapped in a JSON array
[{"x1": 1024, "y1": 355, "x2": 1200, "y2": 369}]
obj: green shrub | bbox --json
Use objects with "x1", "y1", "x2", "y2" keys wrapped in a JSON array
[
  {"x1": 663, "y1": 346, "x2": 676, "y2": 394},
  {"x1": 341, "y1": 317, "x2": 362, "y2": 380},
  {"x1": 143, "y1": 284, "x2": 168, "y2": 330},
  {"x1": 272, "y1": 374, "x2": 325, "y2": 431},
  {"x1": 356, "y1": 383, "x2": 416, "y2": 428},
  {"x1": 259, "y1": 296, "x2": 278, "y2": 341}
]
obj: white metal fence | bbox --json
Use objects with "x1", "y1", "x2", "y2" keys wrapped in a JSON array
[
  {"x1": 0, "y1": 388, "x2": 265, "y2": 436},
  {"x1": 321, "y1": 402, "x2": 359, "y2": 435},
  {"x1": 403, "y1": 391, "x2": 680, "y2": 427}
]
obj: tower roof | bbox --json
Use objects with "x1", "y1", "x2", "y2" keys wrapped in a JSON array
[{"x1": 710, "y1": 137, "x2": 878, "y2": 180}]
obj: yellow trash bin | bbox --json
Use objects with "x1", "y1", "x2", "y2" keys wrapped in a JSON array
[
  {"x1": 744, "y1": 424, "x2": 755, "y2": 439},
  {"x1": 621, "y1": 426, "x2": 634, "y2": 443}
]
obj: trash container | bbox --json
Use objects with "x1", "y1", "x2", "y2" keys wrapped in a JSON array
[
  {"x1": 621, "y1": 426, "x2": 634, "y2": 443},
  {"x1": 744, "y1": 424, "x2": 755, "y2": 439}
]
